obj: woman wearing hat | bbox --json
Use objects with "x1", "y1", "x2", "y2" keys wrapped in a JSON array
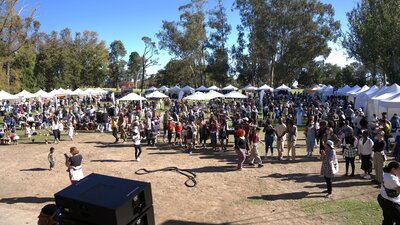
[
  {"x1": 236, "y1": 129, "x2": 247, "y2": 170},
  {"x1": 320, "y1": 140, "x2": 338, "y2": 196}
]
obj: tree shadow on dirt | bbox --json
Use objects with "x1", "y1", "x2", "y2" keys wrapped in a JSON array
[
  {"x1": 0, "y1": 196, "x2": 54, "y2": 204},
  {"x1": 248, "y1": 191, "x2": 326, "y2": 201},
  {"x1": 91, "y1": 159, "x2": 134, "y2": 163},
  {"x1": 20, "y1": 168, "x2": 49, "y2": 171},
  {"x1": 190, "y1": 165, "x2": 235, "y2": 173},
  {"x1": 161, "y1": 220, "x2": 231, "y2": 225}
]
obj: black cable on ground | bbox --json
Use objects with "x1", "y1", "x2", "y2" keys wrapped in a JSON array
[{"x1": 135, "y1": 167, "x2": 197, "y2": 187}]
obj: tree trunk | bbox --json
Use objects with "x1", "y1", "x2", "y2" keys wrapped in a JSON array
[
  {"x1": 6, "y1": 61, "x2": 10, "y2": 91},
  {"x1": 270, "y1": 58, "x2": 275, "y2": 87}
]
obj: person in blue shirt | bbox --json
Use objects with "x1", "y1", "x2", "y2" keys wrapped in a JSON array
[{"x1": 392, "y1": 129, "x2": 400, "y2": 162}]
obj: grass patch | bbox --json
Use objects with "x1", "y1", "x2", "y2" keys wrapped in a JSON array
[{"x1": 301, "y1": 199, "x2": 382, "y2": 225}]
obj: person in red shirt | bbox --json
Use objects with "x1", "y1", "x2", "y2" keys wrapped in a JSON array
[
  {"x1": 248, "y1": 126, "x2": 263, "y2": 167},
  {"x1": 167, "y1": 117, "x2": 174, "y2": 144},
  {"x1": 175, "y1": 121, "x2": 183, "y2": 146}
]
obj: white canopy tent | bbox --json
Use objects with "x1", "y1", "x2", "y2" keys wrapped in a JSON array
[
  {"x1": 146, "y1": 86, "x2": 157, "y2": 92},
  {"x1": 275, "y1": 84, "x2": 291, "y2": 91},
  {"x1": 243, "y1": 84, "x2": 257, "y2": 91},
  {"x1": 355, "y1": 86, "x2": 381, "y2": 111},
  {"x1": 181, "y1": 85, "x2": 195, "y2": 94},
  {"x1": 207, "y1": 85, "x2": 220, "y2": 91},
  {"x1": 342, "y1": 85, "x2": 361, "y2": 96},
  {"x1": 117, "y1": 93, "x2": 146, "y2": 102},
  {"x1": 205, "y1": 90, "x2": 225, "y2": 99},
  {"x1": 33, "y1": 90, "x2": 54, "y2": 98},
  {"x1": 195, "y1": 86, "x2": 208, "y2": 92},
  {"x1": 16, "y1": 90, "x2": 35, "y2": 99},
  {"x1": 336, "y1": 85, "x2": 351, "y2": 96},
  {"x1": 222, "y1": 84, "x2": 238, "y2": 91},
  {"x1": 93, "y1": 87, "x2": 108, "y2": 95},
  {"x1": 145, "y1": 91, "x2": 169, "y2": 99},
  {"x1": 368, "y1": 84, "x2": 400, "y2": 118},
  {"x1": 158, "y1": 85, "x2": 169, "y2": 92},
  {"x1": 0, "y1": 90, "x2": 18, "y2": 100},
  {"x1": 71, "y1": 88, "x2": 86, "y2": 96},
  {"x1": 183, "y1": 91, "x2": 210, "y2": 101},
  {"x1": 258, "y1": 84, "x2": 273, "y2": 91},
  {"x1": 348, "y1": 85, "x2": 369, "y2": 102},
  {"x1": 317, "y1": 85, "x2": 334, "y2": 96},
  {"x1": 224, "y1": 91, "x2": 248, "y2": 99},
  {"x1": 378, "y1": 93, "x2": 400, "y2": 118},
  {"x1": 168, "y1": 85, "x2": 181, "y2": 94}
]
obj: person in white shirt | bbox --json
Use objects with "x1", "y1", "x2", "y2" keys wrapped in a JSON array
[
  {"x1": 377, "y1": 161, "x2": 400, "y2": 224},
  {"x1": 275, "y1": 118, "x2": 287, "y2": 160},
  {"x1": 358, "y1": 130, "x2": 374, "y2": 179},
  {"x1": 132, "y1": 127, "x2": 142, "y2": 162}
]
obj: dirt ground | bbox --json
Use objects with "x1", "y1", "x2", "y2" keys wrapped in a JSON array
[{"x1": 0, "y1": 131, "x2": 380, "y2": 225}]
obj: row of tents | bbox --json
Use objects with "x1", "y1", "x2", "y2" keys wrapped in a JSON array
[
  {"x1": 312, "y1": 84, "x2": 400, "y2": 120},
  {"x1": 147, "y1": 84, "x2": 291, "y2": 94},
  {"x1": 0, "y1": 88, "x2": 109, "y2": 101}
]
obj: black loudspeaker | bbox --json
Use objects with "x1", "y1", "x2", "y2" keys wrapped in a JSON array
[{"x1": 55, "y1": 173, "x2": 153, "y2": 225}]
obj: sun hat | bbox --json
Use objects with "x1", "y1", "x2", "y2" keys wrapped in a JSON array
[{"x1": 326, "y1": 140, "x2": 335, "y2": 149}]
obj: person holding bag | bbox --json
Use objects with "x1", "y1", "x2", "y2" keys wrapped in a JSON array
[{"x1": 377, "y1": 161, "x2": 400, "y2": 225}]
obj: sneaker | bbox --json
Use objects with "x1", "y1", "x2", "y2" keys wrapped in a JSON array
[
  {"x1": 361, "y1": 173, "x2": 366, "y2": 178},
  {"x1": 258, "y1": 164, "x2": 264, "y2": 168},
  {"x1": 249, "y1": 163, "x2": 255, "y2": 166},
  {"x1": 136, "y1": 157, "x2": 141, "y2": 162},
  {"x1": 363, "y1": 174, "x2": 371, "y2": 179}
]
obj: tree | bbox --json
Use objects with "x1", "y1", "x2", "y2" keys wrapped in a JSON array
[
  {"x1": 108, "y1": 40, "x2": 126, "y2": 89},
  {"x1": 155, "y1": 59, "x2": 192, "y2": 86},
  {"x1": 127, "y1": 51, "x2": 142, "y2": 88},
  {"x1": 157, "y1": 0, "x2": 207, "y2": 86},
  {"x1": 206, "y1": 0, "x2": 231, "y2": 86},
  {"x1": 233, "y1": 0, "x2": 340, "y2": 86},
  {"x1": 343, "y1": 0, "x2": 400, "y2": 84},
  {"x1": 140, "y1": 36, "x2": 158, "y2": 92},
  {"x1": 0, "y1": 0, "x2": 38, "y2": 92}
]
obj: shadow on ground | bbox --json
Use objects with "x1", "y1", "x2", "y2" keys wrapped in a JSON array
[
  {"x1": 0, "y1": 196, "x2": 54, "y2": 204},
  {"x1": 161, "y1": 220, "x2": 231, "y2": 225},
  {"x1": 248, "y1": 191, "x2": 326, "y2": 201},
  {"x1": 20, "y1": 168, "x2": 49, "y2": 171}
]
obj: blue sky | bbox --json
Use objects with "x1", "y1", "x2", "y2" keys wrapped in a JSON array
[{"x1": 20, "y1": 0, "x2": 359, "y2": 74}]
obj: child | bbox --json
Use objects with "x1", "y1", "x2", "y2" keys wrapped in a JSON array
[
  {"x1": 48, "y1": 147, "x2": 55, "y2": 170},
  {"x1": 68, "y1": 121, "x2": 74, "y2": 141},
  {"x1": 248, "y1": 126, "x2": 263, "y2": 168},
  {"x1": 186, "y1": 124, "x2": 194, "y2": 154},
  {"x1": 175, "y1": 121, "x2": 182, "y2": 146},
  {"x1": 10, "y1": 128, "x2": 19, "y2": 145}
]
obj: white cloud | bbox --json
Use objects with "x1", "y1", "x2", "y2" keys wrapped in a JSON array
[{"x1": 325, "y1": 42, "x2": 356, "y2": 67}]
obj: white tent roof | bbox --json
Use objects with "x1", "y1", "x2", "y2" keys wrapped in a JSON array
[
  {"x1": 224, "y1": 91, "x2": 247, "y2": 99},
  {"x1": 118, "y1": 92, "x2": 146, "y2": 101},
  {"x1": 93, "y1": 87, "x2": 108, "y2": 94},
  {"x1": 0, "y1": 90, "x2": 18, "y2": 100},
  {"x1": 205, "y1": 90, "x2": 225, "y2": 99},
  {"x1": 276, "y1": 84, "x2": 291, "y2": 91},
  {"x1": 349, "y1": 85, "x2": 371, "y2": 97},
  {"x1": 243, "y1": 84, "x2": 257, "y2": 91},
  {"x1": 33, "y1": 90, "x2": 53, "y2": 98},
  {"x1": 16, "y1": 90, "x2": 35, "y2": 99},
  {"x1": 71, "y1": 88, "x2": 86, "y2": 96},
  {"x1": 145, "y1": 91, "x2": 169, "y2": 99},
  {"x1": 181, "y1": 85, "x2": 195, "y2": 94},
  {"x1": 258, "y1": 84, "x2": 273, "y2": 91},
  {"x1": 168, "y1": 85, "x2": 181, "y2": 94},
  {"x1": 158, "y1": 86, "x2": 169, "y2": 92},
  {"x1": 371, "y1": 84, "x2": 400, "y2": 101},
  {"x1": 183, "y1": 91, "x2": 210, "y2": 100},
  {"x1": 195, "y1": 85, "x2": 208, "y2": 91},
  {"x1": 379, "y1": 93, "x2": 400, "y2": 108},
  {"x1": 146, "y1": 86, "x2": 157, "y2": 92},
  {"x1": 336, "y1": 85, "x2": 351, "y2": 95},
  {"x1": 222, "y1": 84, "x2": 238, "y2": 91},
  {"x1": 343, "y1": 85, "x2": 361, "y2": 96},
  {"x1": 83, "y1": 88, "x2": 96, "y2": 95},
  {"x1": 207, "y1": 85, "x2": 220, "y2": 91}
]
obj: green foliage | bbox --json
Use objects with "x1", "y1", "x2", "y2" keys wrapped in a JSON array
[
  {"x1": 127, "y1": 51, "x2": 142, "y2": 89},
  {"x1": 301, "y1": 199, "x2": 382, "y2": 225},
  {"x1": 108, "y1": 40, "x2": 127, "y2": 89},
  {"x1": 344, "y1": 0, "x2": 400, "y2": 85},
  {"x1": 233, "y1": 0, "x2": 340, "y2": 87}
]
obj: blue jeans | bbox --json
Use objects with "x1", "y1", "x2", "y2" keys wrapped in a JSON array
[
  {"x1": 384, "y1": 135, "x2": 390, "y2": 152},
  {"x1": 265, "y1": 135, "x2": 274, "y2": 155}
]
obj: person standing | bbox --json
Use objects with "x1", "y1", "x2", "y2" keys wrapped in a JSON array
[
  {"x1": 285, "y1": 119, "x2": 298, "y2": 161},
  {"x1": 342, "y1": 130, "x2": 358, "y2": 176},
  {"x1": 263, "y1": 119, "x2": 275, "y2": 159},
  {"x1": 373, "y1": 131, "x2": 387, "y2": 185},
  {"x1": 358, "y1": 130, "x2": 374, "y2": 179},
  {"x1": 320, "y1": 140, "x2": 338, "y2": 196},
  {"x1": 51, "y1": 118, "x2": 61, "y2": 144},
  {"x1": 236, "y1": 129, "x2": 247, "y2": 170},
  {"x1": 48, "y1": 147, "x2": 55, "y2": 171},
  {"x1": 111, "y1": 117, "x2": 119, "y2": 143},
  {"x1": 304, "y1": 117, "x2": 317, "y2": 157},
  {"x1": 275, "y1": 118, "x2": 287, "y2": 160},
  {"x1": 248, "y1": 126, "x2": 263, "y2": 168},
  {"x1": 65, "y1": 147, "x2": 84, "y2": 184},
  {"x1": 377, "y1": 161, "x2": 400, "y2": 225},
  {"x1": 132, "y1": 127, "x2": 142, "y2": 161},
  {"x1": 392, "y1": 129, "x2": 400, "y2": 162}
]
